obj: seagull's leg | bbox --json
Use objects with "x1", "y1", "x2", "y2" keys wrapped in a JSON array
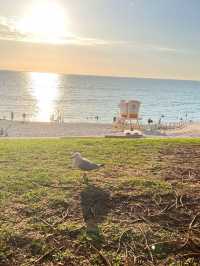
[{"x1": 83, "y1": 172, "x2": 89, "y2": 184}]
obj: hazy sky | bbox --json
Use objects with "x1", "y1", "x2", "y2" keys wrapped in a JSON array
[{"x1": 0, "y1": 0, "x2": 200, "y2": 80}]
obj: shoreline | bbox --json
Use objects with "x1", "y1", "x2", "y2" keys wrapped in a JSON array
[{"x1": 0, "y1": 120, "x2": 200, "y2": 138}]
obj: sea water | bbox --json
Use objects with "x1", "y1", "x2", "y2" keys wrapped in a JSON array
[{"x1": 0, "y1": 70, "x2": 200, "y2": 123}]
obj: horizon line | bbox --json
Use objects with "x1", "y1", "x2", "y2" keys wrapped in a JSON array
[{"x1": 0, "y1": 67, "x2": 200, "y2": 83}]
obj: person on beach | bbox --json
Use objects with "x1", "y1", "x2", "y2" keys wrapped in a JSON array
[
  {"x1": 22, "y1": 113, "x2": 26, "y2": 122},
  {"x1": 11, "y1": 111, "x2": 14, "y2": 121},
  {"x1": 158, "y1": 115, "x2": 165, "y2": 125},
  {"x1": 50, "y1": 113, "x2": 54, "y2": 122},
  {"x1": 148, "y1": 118, "x2": 153, "y2": 125}
]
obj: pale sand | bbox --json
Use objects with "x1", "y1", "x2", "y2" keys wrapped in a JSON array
[
  {"x1": 165, "y1": 122, "x2": 200, "y2": 138},
  {"x1": 0, "y1": 120, "x2": 112, "y2": 138},
  {"x1": 0, "y1": 120, "x2": 200, "y2": 138}
]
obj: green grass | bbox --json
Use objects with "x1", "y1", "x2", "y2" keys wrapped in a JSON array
[{"x1": 0, "y1": 138, "x2": 200, "y2": 265}]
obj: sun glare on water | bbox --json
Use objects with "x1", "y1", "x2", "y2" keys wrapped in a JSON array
[
  {"x1": 17, "y1": 1, "x2": 68, "y2": 43},
  {"x1": 30, "y1": 72, "x2": 60, "y2": 122}
]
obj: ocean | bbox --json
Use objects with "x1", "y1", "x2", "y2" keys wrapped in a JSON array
[{"x1": 0, "y1": 70, "x2": 200, "y2": 123}]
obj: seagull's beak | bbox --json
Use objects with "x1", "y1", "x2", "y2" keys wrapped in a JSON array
[{"x1": 71, "y1": 154, "x2": 75, "y2": 159}]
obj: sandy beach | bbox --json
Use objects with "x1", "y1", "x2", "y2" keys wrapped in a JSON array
[
  {"x1": 164, "y1": 122, "x2": 200, "y2": 138},
  {"x1": 0, "y1": 120, "x2": 200, "y2": 138},
  {"x1": 0, "y1": 120, "x2": 113, "y2": 138}
]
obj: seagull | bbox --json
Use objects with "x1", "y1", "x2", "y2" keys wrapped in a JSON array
[
  {"x1": 72, "y1": 152, "x2": 104, "y2": 184},
  {"x1": 72, "y1": 152, "x2": 104, "y2": 171}
]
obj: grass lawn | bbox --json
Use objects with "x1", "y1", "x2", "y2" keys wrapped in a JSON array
[{"x1": 0, "y1": 138, "x2": 200, "y2": 265}]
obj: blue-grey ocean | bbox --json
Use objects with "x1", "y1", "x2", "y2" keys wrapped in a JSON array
[{"x1": 0, "y1": 70, "x2": 200, "y2": 123}]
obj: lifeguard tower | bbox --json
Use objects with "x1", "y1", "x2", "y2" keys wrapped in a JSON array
[{"x1": 114, "y1": 100, "x2": 141, "y2": 131}]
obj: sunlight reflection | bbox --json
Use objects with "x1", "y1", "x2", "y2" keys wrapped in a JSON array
[{"x1": 29, "y1": 72, "x2": 60, "y2": 121}]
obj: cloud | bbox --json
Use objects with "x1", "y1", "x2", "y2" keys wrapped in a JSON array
[
  {"x1": 0, "y1": 15, "x2": 110, "y2": 46},
  {"x1": 107, "y1": 40, "x2": 179, "y2": 53},
  {"x1": 0, "y1": 15, "x2": 196, "y2": 55},
  {"x1": 0, "y1": 16, "x2": 26, "y2": 41}
]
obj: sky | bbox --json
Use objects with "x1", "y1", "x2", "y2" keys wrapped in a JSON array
[{"x1": 0, "y1": 0, "x2": 200, "y2": 80}]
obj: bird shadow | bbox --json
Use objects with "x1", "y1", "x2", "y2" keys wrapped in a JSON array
[{"x1": 80, "y1": 184, "x2": 111, "y2": 237}]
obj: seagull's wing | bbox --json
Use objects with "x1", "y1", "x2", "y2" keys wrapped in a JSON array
[{"x1": 79, "y1": 157, "x2": 100, "y2": 170}]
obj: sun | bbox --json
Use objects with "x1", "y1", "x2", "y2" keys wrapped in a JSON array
[{"x1": 17, "y1": 1, "x2": 68, "y2": 43}]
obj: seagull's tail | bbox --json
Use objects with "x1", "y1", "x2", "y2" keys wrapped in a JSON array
[{"x1": 98, "y1": 164, "x2": 105, "y2": 168}]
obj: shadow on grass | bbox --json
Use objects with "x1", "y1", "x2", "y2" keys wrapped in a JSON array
[{"x1": 80, "y1": 184, "x2": 110, "y2": 232}]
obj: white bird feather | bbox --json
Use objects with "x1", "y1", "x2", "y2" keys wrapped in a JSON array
[{"x1": 72, "y1": 152, "x2": 104, "y2": 171}]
